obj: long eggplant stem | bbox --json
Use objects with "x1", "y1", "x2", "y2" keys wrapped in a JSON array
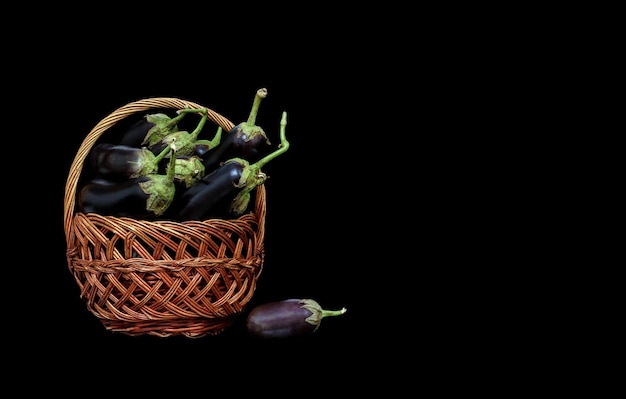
[
  {"x1": 252, "y1": 111, "x2": 289, "y2": 170},
  {"x1": 153, "y1": 144, "x2": 171, "y2": 164},
  {"x1": 166, "y1": 107, "x2": 199, "y2": 128},
  {"x1": 235, "y1": 111, "x2": 289, "y2": 185},
  {"x1": 321, "y1": 308, "x2": 348, "y2": 318},
  {"x1": 207, "y1": 126, "x2": 222, "y2": 148},
  {"x1": 246, "y1": 88, "x2": 268, "y2": 126},
  {"x1": 189, "y1": 108, "x2": 208, "y2": 141},
  {"x1": 165, "y1": 146, "x2": 176, "y2": 179},
  {"x1": 228, "y1": 111, "x2": 289, "y2": 215}
]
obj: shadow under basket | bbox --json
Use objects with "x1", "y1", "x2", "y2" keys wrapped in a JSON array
[{"x1": 63, "y1": 98, "x2": 266, "y2": 338}]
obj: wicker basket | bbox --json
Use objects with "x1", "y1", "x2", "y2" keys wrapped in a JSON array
[{"x1": 63, "y1": 98, "x2": 266, "y2": 338}]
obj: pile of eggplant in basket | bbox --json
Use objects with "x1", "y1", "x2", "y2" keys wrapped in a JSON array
[
  {"x1": 77, "y1": 88, "x2": 287, "y2": 221},
  {"x1": 77, "y1": 88, "x2": 348, "y2": 339}
]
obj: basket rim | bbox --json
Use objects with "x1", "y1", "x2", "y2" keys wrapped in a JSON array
[{"x1": 64, "y1": 97, "x2": 236, "y2": 245}]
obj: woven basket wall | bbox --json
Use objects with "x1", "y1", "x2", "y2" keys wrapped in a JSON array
[{"x1": 63, "y1": 98, "x2": 266, "y2": 338}]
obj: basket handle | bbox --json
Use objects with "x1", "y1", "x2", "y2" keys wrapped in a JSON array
[{"x1": 63, "y1": 97, "x2": 235, "y2": 244}]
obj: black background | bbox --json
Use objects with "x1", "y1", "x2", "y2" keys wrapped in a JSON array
[
  {"x1": 9, "y1": 39, "x2": 420, "y2": 387},
  {"x1": 5, "y1": 11, "x2": 499, "y2": 391},
  {"x1": 3, "y1": 7, "x2": 569, "y2": 394}
]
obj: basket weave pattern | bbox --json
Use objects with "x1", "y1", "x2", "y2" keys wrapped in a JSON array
[{"x1": 64, "y1": 98, "x2": 266, "y2": 337}]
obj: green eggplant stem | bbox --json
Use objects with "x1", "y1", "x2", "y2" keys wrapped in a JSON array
[
  {"x1": 167, "y1": 107, "x2": 200, "y2": 127},
  {"x1": 144, "y1": 113, "x2": 180, "y2": 146},
  {"x1": 161, "y1": 108, "x2": 209, "y2": 155},
  {"x1": 153, "y1": 144, "x2": 171, "y2": 164},
  {"x1": 245, "y1": 88, "x2": 268, "y2": 127},
  {"x1": 321, "y1": 308, "x2": 348, "y2": 318},
  {"x1": 194, "y1": 125, "x2": 222, "y2": 149},
  {"x1": 128, "y1": 145, "x2": 172, "y2": 179},
  {"x1": 171, "y1": 108, "x2": 210, "y2": 140},
  {"x1": 252, "y1": 111, "x2": 289, "y2": 170},
  {"x1": 143, "y1": 108, "x2": 204, "y2": 147},
  {"x1": 208, "y1": 126, "x2": 222, "y2": 148},
  {"x1": 228, "y1": 111, "x2": 289, "y2": 215},
  {"x1": 165, "y1": 146, "x2": 176, "y2": 179},
  {"x1": 188, "y1": 108, "x2": 209, "y2": 141},
  {"x1": 139, "y1": 145, "x2": 177, "y2": 216},
  {"x1": 300, "y1": 298, "x2": 347, "y2": 330},
  {"x1": 236, "y1": 111, "x2": 289, "y2": 185}
]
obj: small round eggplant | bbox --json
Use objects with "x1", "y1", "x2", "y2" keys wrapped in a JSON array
[{"x1": 246, "y1": 299, "x2": 347, "y2": 339}]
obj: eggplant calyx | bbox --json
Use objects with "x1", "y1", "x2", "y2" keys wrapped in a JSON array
[
  {"x1": 299, "y1": 299, "x2": 347, "y2": 331},
  {"x1": 236, "y1": 88, "x2": 270, "y2": 141},
  {"x1": 229, "y1": 167, "x2": 268, "y2": 215},
  {"x1": 159, "y1": 108, "x2": 209, "y2": 156},
  {"x1": 174, "y1": 156, "x2": 205, "y2": 187},
  {"x1": 143, "y1": 112, "x2": 182, "y2": 146},
  {"x1": 138, "y1": 147, "x2": 177, "y2": 216},
  {"x1": 129, "y1": 145, "x2": 170, "y2": 178},
  {"x1": 228, "y1": 111, "x2": 290, "y2": 215}
]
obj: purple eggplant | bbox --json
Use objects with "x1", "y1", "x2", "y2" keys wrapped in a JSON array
[
  {"x1": 89, "y1": 143, "x2": 170, "y2": 181},
  {"x1": 246, "y1": 299, "x2": 347, "y2": 339},
  {"x1": 78, "y1": 146, "x2": 178, "y2": 218},
  {"x1": 201, "y1": 88, "x2": 273, "y2": 172},
  {"x1": 165, "y1": 159, "x2": 247, "y2": 220},
  {"x1": 149, "y1": 108, "x2": 221, "y2": 158},
  {"x1": 169, "y1": 112, "x2": 289, "y2": 221},
  {"x1": 119, "y1": 112, "x2": 183, "y2": 147}
]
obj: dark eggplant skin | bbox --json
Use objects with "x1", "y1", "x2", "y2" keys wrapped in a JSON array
[
  {"x1": 119, "y1": 108, "x2": 206, "y2": 148},
  {"x1": 78, "y1": 176, "x2": 156, "y2": 218},
  {"x1": 170, "y1": 111, "x2": 290, "y2": 221},
  {"x1": 246, "y1": 299, "x2": 347, "y2": 339},
  {"x1": 201, "y1": 124, "x2": 272, "y2": 173},
  {"x1": 193, "y1": 142, "x2": 211, "y2": 158},
  {"x1": 202, "y1": 88, "x2": 272, "y2": 172},
  {"x1": 90, "y1": 143, "x2": 166, "y2": 181},
  {"x1": 78, "y1": 149, "x2": 177, "y2": 218},
  {"x1": 118, "y1": 113, "x2": 180, "y2": 147},
  {"x1": 167, "y1": 159, "x2": 245, "y2": 221}
]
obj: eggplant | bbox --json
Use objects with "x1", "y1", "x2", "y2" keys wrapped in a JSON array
[
  {"x1": 78, "y1": 147, "x2": 177, "y2": 218},
  {"x1": 148, "y1": 108, "x2": 222, "y2": 157},
  {"x1": 170, "y1": 155, "x2": 205, "y2": 188},
  {"x1": 201, "y1": 88, "x2": 273, "y2": 172},
  {"x1": 119, "y1": 108, "x2": 213, "y2": 148},
  {"x1": 166, "y1": 158, "x2": 250, "y2": 220},
  {"x1": 156, "y1": 155, "x2": 206, "y2": 188},
  {"x1": 192, "y1": 126, "x2": 222, "y2": 157},
  {"x1": 89, "y1": 143, "x2": 170, "y2": 181},
  {"x1": 246, "y1": 299, "x2": 347, "y2": 339},
  {"x1": 119, "y1": 112, "x2": 183, "y2": 147},
  {"x1": 170, "y1": 111, "x2": 289, "y2": 221}
]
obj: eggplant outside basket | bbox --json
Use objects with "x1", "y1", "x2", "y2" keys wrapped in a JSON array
[{"x1": 63, "y1": 97, "x2": 266, "y2": 338}]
